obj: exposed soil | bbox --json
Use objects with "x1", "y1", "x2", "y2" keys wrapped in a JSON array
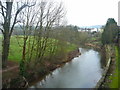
[
  {"x1": 85, "y1": 43, "x2": 101, "y2": 50},
  {"x1": 2, "y1": 61, "x2": 18, "y2": 72},
  {"x1": 2, "y1": 61, "x2": 19, "y2": 83}
]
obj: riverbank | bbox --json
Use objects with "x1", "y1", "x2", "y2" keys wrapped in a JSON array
[
  {"x1": 95, "y1": 45, "x2": 119, "y2": 88},
  {"x1": 83, "y1": 43, "x2": 117, "y2": 88},
  {"x1": 29, "y1": 49, "x2": 81, "y2": 87},
  {"x1": 2, "y1": 48, "x2": 80, "y2": 88},
  {"x1": 99, "y1": 45, "x2": 119, "y2": 88},
  {"x1": 82, "y1": 42, "x2": 119, "y2": 88}
]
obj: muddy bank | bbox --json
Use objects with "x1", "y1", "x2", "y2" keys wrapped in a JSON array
[
  {"x1": 81, "y1": 43, "x2": 102, "y2": 53},
  {"x1": 29, "y1": 49, "x2": 81, "y2": 87},
  {"x1": 44, "y1": 49, "x2": 80, "y2": 71},
  {"x1": 2, "y1": 49, "x2": 80, "y2": 88},
  {"x1": 84, "y1": 43, "x2": 101, "y2": 50}
]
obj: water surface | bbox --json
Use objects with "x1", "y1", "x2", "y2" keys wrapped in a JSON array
[{"x1": 31, "y1": 48, "x2": 103, "y2": 88}]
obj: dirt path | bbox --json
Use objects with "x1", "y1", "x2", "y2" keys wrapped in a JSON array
[
  {"x1": 0, "y1": 65, "x2": 19, "y2": 73},
  {"x1": 0, "y1": 61, "x2": 19, "y2": 74}
]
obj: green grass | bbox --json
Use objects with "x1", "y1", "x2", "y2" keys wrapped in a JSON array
[
  {"x1": 8, "y1": 36, "x2": 23, "y2": 62},
  {"x1": 108, "y1": 46, "x2": 119, "y2": 88},
  {"x1": 0, "y1": 35, "x2": 77, "y2": 62},
  {"x1": 66, "y1": 43, "x2": 77, "y2": 52}
]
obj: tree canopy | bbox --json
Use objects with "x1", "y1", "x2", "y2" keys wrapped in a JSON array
[{"x1": 102, "y1": 18, "x2": 119, "y2": 44}]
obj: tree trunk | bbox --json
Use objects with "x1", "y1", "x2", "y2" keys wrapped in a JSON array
[
  {"x1": 2, "y1": 34, "x2": 10, "y2": 68},
  {"x1": 22, "y1": 37, "x2": 27, "y2": 61},
  {"x1": 2, "y1": 2, "x2": 12, "y2": 68}
]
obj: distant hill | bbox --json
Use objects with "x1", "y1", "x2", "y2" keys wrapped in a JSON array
[{"x1": 79, "y1": 25, "x2": 103, "y2": 29}]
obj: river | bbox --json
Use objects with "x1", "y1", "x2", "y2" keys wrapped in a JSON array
[{"x1": 30, "y1": 48, "x2": 103, "y2": 88}]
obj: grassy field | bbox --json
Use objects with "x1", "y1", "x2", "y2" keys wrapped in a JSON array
[
  {"x1": 108, "y1": 46, "x2": 119, "y2": 88},
  {"x1": 0, "y1": 35, "x2": 77, "y2": 62},
  {"x1": 9, "y1": 36, "x2": 23, "y2": 62}
]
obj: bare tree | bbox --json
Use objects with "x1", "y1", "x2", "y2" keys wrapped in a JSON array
[
  {"x1": 14, "y1": 0, "x2": 65, "y2": 70},
  {"x1": 0, "y1": 0, "x2": 35, "y2": 68},
  {"x1": 34, "y1": 1, "x2": 65, "y2": 65}
]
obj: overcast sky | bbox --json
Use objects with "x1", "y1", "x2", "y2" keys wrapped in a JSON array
[
  {"x1": 1, "y1": 0, "x2": 119, "y2": 26},
  {"x1": 57, "y1": 0, "x2": 120, "y2": 26}
]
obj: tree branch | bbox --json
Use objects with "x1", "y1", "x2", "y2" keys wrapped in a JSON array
[
  {"x1": 0, "y1": 1, "x2": 5, "y2": 19},
  {"x1": 9, "y1": 3, "x2": 35, "y2": 36},
  {"x1": 0, "y1": 28, "x2": 4, "y2": 34},
  {"x1": 0, "y1": 1, "x2": 6, "y2": 10}
]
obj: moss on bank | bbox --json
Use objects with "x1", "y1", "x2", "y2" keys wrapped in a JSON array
[
  {"x1": 99, "y1": 45, "x2": 119, "y2": 88},
  {"x1": 108, "y1": 46, "x2": 119, "y2": 88}
]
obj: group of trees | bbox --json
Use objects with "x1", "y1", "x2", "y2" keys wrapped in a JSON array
[
  {"x1": 101, "y1": 18, "x2": 119, "y2": 45},
  {"x1": 2, "y1": 1, "x2": 118, "y2": 71},
  {"x1": 0, "y1": 0, "x2": 65, "y2": 69},
  {"x1": 1, "y1": 0, "x2": 89, "y2": 76},
  {"x1": 13, "y1": 24, "x2": 90, "y2": 47},
  {"x1": 48, "y1": 25, "x2": 90, "y2": 45},
  {"x1": 0, "y1": 0, "x2": 36, "y2": 68}
]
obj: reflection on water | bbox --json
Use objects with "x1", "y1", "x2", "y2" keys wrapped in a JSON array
[{"x1": 30, "y1": 48, "x2": 103, "y2": 88}]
